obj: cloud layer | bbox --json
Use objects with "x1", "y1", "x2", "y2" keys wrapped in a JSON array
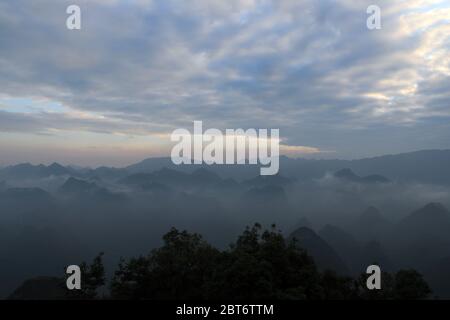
[{"x1": 0, "y1": 0, "x2": 449, "y2": 165}]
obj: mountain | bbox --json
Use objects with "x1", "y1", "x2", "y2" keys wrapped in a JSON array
[
  {"x1": 0, "y1": 162, "x2": 128, "y2": 182},
  {"x1": 120, "y1": 167, "x2": 223, "y2": 190},
  {"x1": 347, "y1": 150, "x2": 450, "y2": 185},
  {"x1": 363, "y1": 174, "x2": 391, "y2": 184},
  {"x1": 58, "y1": 177, "x2": 128, "y2": 205},
  {"x1": 242, "y1": 185, "x2": 287, "y2": 202},
  {"x1": 45, "y1": 163, "x2": 71, "y2": 176},
  {"x1": 285, "y1": 149, "x2": 450, "y2": 185},
  {"x1": 0, "y1": 187, "x2": 53, "y2": 208},
  {"x1": 58, "y1": 177, "x2": 99, "y2": 194},
  {"x1": 126, "y1": 157, "x2": 260, "y2": 180},
  {"x1": 0, "y1": 187, "x2": 56, "y2": 225},
  {"x1": 140, "y1": 181, "x2": 173, "y2": 194},
  {"x1": 427, "y1": 255, "x2": 450, "y2": 299},
  {"x1": 8, "y1": 277, "x2": 66, "y2": 300},
  {"x1": 238, "y1": 185, "x2": 292, "y2": 225},
  {"x1": 123, "y1": 150, "x2": 450, "y2": 184},
  {"x1": 3, "y1": 149, "x2": 450, "y2": 185},
  {"x1": 0, "y1": 163, "x2": 75, "y2": 180},
  {"x1": 396, "y1": 203, "x2": 450, "y2": 240},
  {"x1": 288, "y1": 227, "x2": 349, "y2": 275},
  {"x1": 318, "y1": 224, "x2": 362, "y2": 275},
  {"x1": 392, "y1": 203, "x2": 450, "y2": 269},
  {"x1": 291, "y1": 217, "x2": 313, "y2": 232},
  {"x1": 119, "y1": 173, "x2": 155, "y2": 187},
  {"x1": 126, "y1": 157, "x2": 176, "y2": 173},
  {"x1": 85, "y1": 166, "x2": 129, "y2": 180},
  {"x1": 152, "y1": 167, "x2": 191, "y2": 185},
  {"x1": 334, "y1": 168, "x2": 390, "y2": 184},
  {"x1": 351, "y1": 206, "x2": 391, "y2": 242},
  {"x1": 189, "y1": 168, "x2": 222, "y2": 185},
  {"x1": 360, "y1": 240, "x2": 394, "y2": 272},
  {"x1": 242, "y1": 174, "x2": 294, "y2": 187}
]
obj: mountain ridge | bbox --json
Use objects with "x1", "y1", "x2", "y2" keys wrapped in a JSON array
[{"x1": 1, "y1": 149, "x2": 450, "y2": 184}]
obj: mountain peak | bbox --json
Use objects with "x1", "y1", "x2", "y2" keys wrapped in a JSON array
[
  {"x1": 48, "y1": 162, "x2": 64, "y2": 169},
  {"x1": 334, "y1": 168, "x2": 390, "y2": 184},
  {"x1": 59, "y1": 177, "x2": 98, "y2": 194},
  {"x1": 410, "y1": 202, "x2": 449, "y2": 220},
  {"x1": 397, "y1": 202, "x2": 450, "y2": 239},
  {"x1": 334, "y1": 168, "x2": 359, "y2": 179},
  {"x1": 46, "y1": 162, "x2": 69, "y2": 175},
  {"x1": 421, "y1": 202, "x2": 448, "y2": 213},
  {"x1": 288, "y1": 227, "x2": 349, "y2": 275}
]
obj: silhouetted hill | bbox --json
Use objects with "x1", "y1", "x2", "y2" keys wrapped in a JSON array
[
  {"x1": 334, "y1": 168, "x2": 390, "y2": 184},
  {"x1": 392, "y1": 203, "x2": 450, "y2": 269},
  {"x1": 351, "y1": 206, "x2": 390, "y2": 242},
  {"x1": 428, "y1": 255, "x2": 450, "y2": 299},
  {"x1": 334, "y1": 168, "x2": 361, "y2": 182},
  {"x1": 243, "y1": 185, "x2": 287, "y2": 202},
  {"x1": 140, "y1": 181, "x2": 173, "y2": 194},
  {"x1": 0, "y1": 162, "x2": 75, "y2": 180},
  {"x1": 288, "y1": 227, "x2": 349, "y2": 275},
  {"x1": 119, "y1": 173, "x2": 154, "y2": 187},
  {"x1": 397, "y1": 203, "x2": 450, "y2": 240},
  {"x1": 291, "y1": 217, "x2": 313, "y2": 232},
  {"x1": 0, "y1": 187, "x2": 58, "y2": 227},
  {"x1": 242, "y1": 174, "x2": 294, "y2": 187},
  {"x1": 190, "y1": 168, "x2": 222, "y2": 185},
  {"x1": 59, "y1": 177, "x2": 99, "y2": 194},
  {"x1": 85, "y1": 166, "x2": 128, "y2": 180},
  {"x1": 348, "y1": 150, "x2": 450, "y2": 185},
  {"x1": 126, "y1": 157, "x2": 176, "y2": 173},
  {"x1": 0, "y1": 187, "x2": 53, "y2": 208},
  {"x1": 58, "y1": 177, "x2": 128, "y2": 205},
  {"x1": 120, "y1": 150, "x2": 450, "y2": 184},
  {"x1": 360, "y1": 240, "x2": 394, "y2": 273},
  {"x1": 152, "y1": 167, "x2": 192, "y2": 186},
  {"x1": 2, "y1": 149, "x2": 450, "y2": 184},
  {"x1": 318, "y1": 224, "x2": 362, "y2": 275},
  {"x1": 238, "y1": 185, "x2": 292, "y2": 225},
  {"x1": 120, "y1": 167, "x2": 223, "y2": 190},
  {"x1": 8, "y1": 277, "x2": 65, "y2": 300},
  {"x1": 46, "y1": 163, "x2": 70, "y2": 176}
]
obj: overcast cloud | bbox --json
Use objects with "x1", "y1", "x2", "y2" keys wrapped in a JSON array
[{"x1": 0, "y1": 0, "x2": 449, "y2": 165}]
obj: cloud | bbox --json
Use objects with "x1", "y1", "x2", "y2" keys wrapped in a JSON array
[
  {"x1": 279, "y1": 144, "x2": 325, "y2": 155},
  {"x1": 0, "y1": 109, "x2": 170, "y2": 136},
  {"x1": 0, "y1": 0, "x2": 449, "y2": 162}
]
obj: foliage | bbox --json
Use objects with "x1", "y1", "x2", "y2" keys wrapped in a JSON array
[
  {"x1": 70, "y1": 225, "x2": 431, "y2": 300},
  {"x1": 66, "y1": 252, "x2": 106, "y2": 299}
]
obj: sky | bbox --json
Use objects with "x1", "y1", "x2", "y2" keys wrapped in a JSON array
[{"x1": 0, "y1": 0, "x2": 449, "y2": 167}]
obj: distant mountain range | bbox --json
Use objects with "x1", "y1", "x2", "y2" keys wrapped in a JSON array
[
  {"x1": 288, "y1": 227, "x2": 350, "y2": 275},
  {"x1": 333, "y1": 168, "x2": 390, "y2": 184},
  {"x1": 1, "y1": 149, "x2": 450, "y2": 185}
]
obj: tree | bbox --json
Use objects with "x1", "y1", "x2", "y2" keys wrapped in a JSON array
[
  {"x1": 355, "y1": 269, "x2": 430, "y2": 300},
  {"x1": 393, "y1": 269, "x2": 431, "y2": 299},
  {"x1": 11, "y1": 225, "x2": 433, "y2": 300},
  {"x1": 111, "y1": 228, "x2": 220, "y2": 299},
  {"x1": 66, "y1": 252, "x2": 105, "y2": 299},
  {"x1": 110, "y1": 224, "x2": 360, "y2": 300},
  {"x1": 103, "y1": 225, "x2": 433, "y2": 300}
]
